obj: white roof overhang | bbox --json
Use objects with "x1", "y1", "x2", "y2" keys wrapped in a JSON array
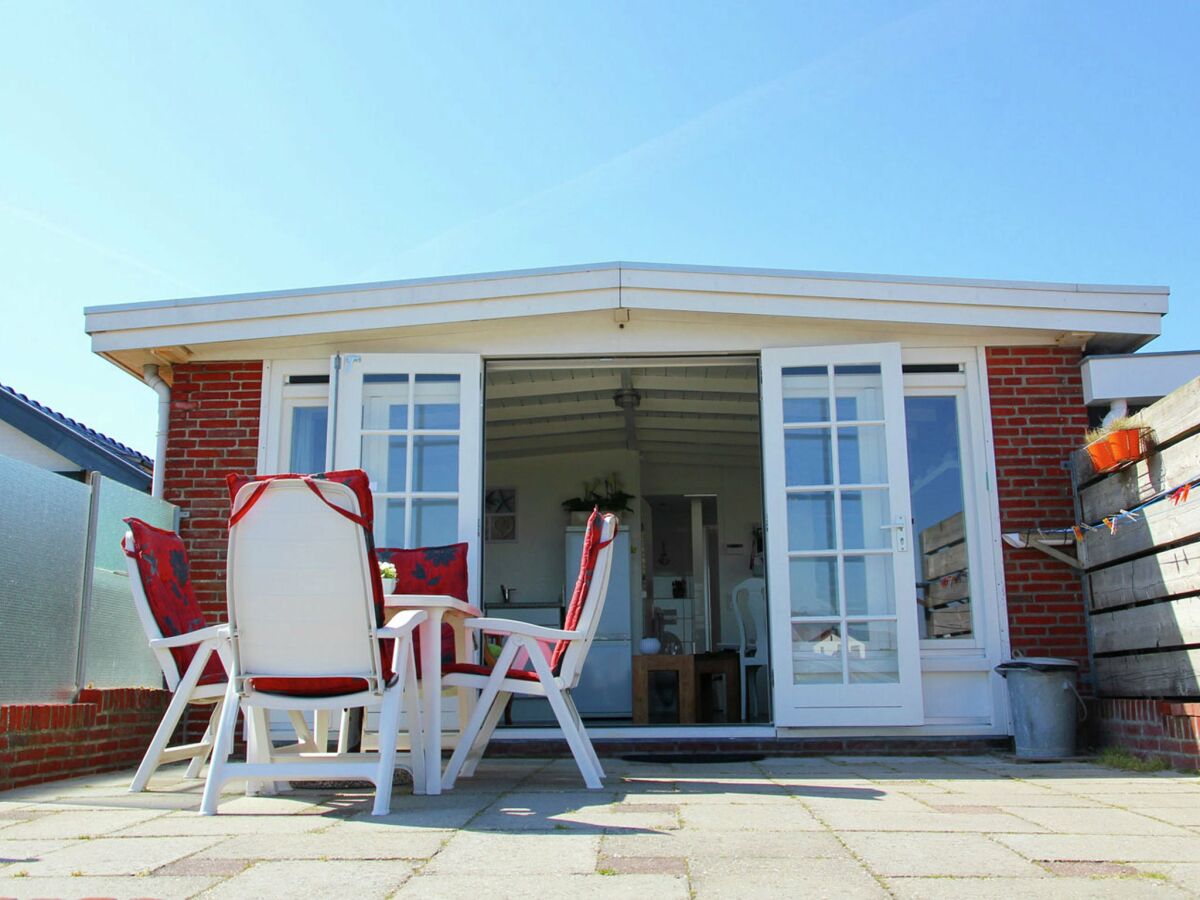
[{"x1": 85, "y1": 261, "x2": 1167, "y2": 374}]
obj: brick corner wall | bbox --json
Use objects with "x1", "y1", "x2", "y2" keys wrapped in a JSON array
[
  {"x1": 1094, "y1": 699, "x2": 1200, "y2": 770},
  {"x1": 0, "y1": 688, "x2": 171, "y2": 791},
  {"x1": 165, "y1": 361, "x2": 264, "y2": 622},
  {"x1": 986, "y1": 346, "x2": 1091, "y2": 677}
]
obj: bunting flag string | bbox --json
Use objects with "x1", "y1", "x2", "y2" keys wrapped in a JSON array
[{"x1": 1015, "y1": 474, "x2": 1200, "y2": 547}]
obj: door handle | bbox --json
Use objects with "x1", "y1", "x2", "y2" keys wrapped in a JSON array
[{"x1": 879, "y1": 517, "x2": 908, "y2": 552}]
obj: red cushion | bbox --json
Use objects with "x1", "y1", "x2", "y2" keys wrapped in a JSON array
[
  {"x1": 377, "y1": 544, "x2": 469, "y2": 677},
  {"x1": 550, "y1": 508, "x2": 608, "y2": 674},
  {"x1": 124, "y1": 518, "x2": 226, "y2": 686},
  {"x1": 442, "y1": 662, "x2": 541, "y2": 683},
  {"x1": 224, "y1": 469, "x2": 394, "y2": 696}
]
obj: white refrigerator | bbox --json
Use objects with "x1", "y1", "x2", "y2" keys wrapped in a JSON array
[{"x1": 566, "y1": 525, "x2": 632, "y2": 718}]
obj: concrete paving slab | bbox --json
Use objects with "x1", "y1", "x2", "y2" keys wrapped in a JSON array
[
  {"x1": 1009, "y1": 806, "x2": 1194, "y2": 836},
  {"x1": 688, "y1": 856, "x2": 887, "y2": 898},
  {"x1": 995, "y1": 833, "x2": 1200, "y2": 863},
  {"x1": 112, "y1": 810, "x2": 336, "y2": 836},
  {"x1": 819, "y1": 809, "x2": 1048, "y2": 833},
  {"x1": 202, "y1": 859, "x2": 412, "y2": 899},
  {"x1": 394, "y1": 872, "x2": 690, "y2": 899},
  {"x1": 0, "y1": 873, "x2": 221, "y2": 898},
  {"x1": 0, "y1": 806, "x2": 169, "y2": 839},
  {"x1": 1095, "y1": 793, "x2": 1200, "y2": 809},
  {"x1": 423, "y1": 831, "x2": 600, "y2": 875},
  {"x1": 9, "y1": 835, "x2": 223, "y2": 877},
  {"x1": 0, "y1": 839, "x2": 71, "y2": 868},
  {"x1": 1132, "y1": 862, "x2": 1200, "y2": 892},
  {"x1": 1129, "y1": 806, "x2": 1200, "y2": 827},
  {"x1": 602, "y1": 828, "x2": 848, "y2": 860},
  {"x1": 838, "y1": 831, "x2": 1047, "y2": 877},
  {"x1": 196, "y1": 827, "x2": 451, "y2": 860},
  {"x1": 678, "y1": 801, "x2": 822, "y2": 831},
  {"x1": 888, "y1": 875, "x2": 1189, "y2": 898}
]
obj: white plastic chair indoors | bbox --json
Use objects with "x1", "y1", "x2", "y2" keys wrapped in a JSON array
[
  {"x1": 731, "y1": 577, "x2": 768, "y2": 721},
  {"x1": 441, "y1": 510, "x2": 618, "y2": 790},
  {"x1": 200, "y1": 476, "x2": 426, "y2": 816}
]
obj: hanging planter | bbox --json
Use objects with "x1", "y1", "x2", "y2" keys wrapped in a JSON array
[{"x1": 1085, "y1": 422, "x2": 1142, "y2": 474}]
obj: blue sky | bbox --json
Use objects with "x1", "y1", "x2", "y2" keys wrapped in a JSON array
[{"x1": 1, "y1": 1, "x2": 1197, "y2": 455}]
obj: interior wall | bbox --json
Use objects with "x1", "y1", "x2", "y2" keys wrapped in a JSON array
[
  {"x1": 640, "y1": 460, "x2": 764, "y2": 648},
  {"x1": 482, "y1": 448, "x2": 641, "y2": 612}
]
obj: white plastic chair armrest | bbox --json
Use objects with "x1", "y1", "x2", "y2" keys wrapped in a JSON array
[
  {"x1": 464, "y1": 617, "x2": 582, "y2": 642},
  {"x1": 378, "y1": 609, "x2": 428, "y2": 639},
  {"x1": 149, "y1": 623, "x2": 229, "y2": 650},
  {"x1": 387, "y1": 594, "x2": 484, "y2": 617}
]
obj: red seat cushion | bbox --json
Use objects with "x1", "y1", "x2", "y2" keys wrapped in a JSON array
[
  {"x1": 442, "y1": 662, "x2": 540, "y2": 683},
  {"x1": 225, "y1": 469, "x2": 394, "y2": 697},
  {"x1": 377, "y1": 543, "x2": 469, "y2": 678},
  {"x1": 550, "y1": 508, "x2": 608, "y2": 674},
  {"x1": 123, "y1": 518, "x2": 226, "y2": 687}
]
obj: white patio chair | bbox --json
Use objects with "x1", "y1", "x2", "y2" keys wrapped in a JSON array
[
  {"x1": 200, "y1": 475, "x2": 426, "y2": 816},
  {"x1": 441, "y1": 510, "x2": 618, "y2": 790},
  {"x1": 731, "y1": 576, "x2": 768, "y2": 721},
  {"x1": 122, "y1": 519, "x2": 322, "y2": 792}
]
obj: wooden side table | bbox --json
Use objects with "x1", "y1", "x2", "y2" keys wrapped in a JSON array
[
  {"x1": 695, "y1": 650, "x2": 741, "y2": 723},
  {"x1": 633, "y1": 654, "x2": 696, "y2": 724}
]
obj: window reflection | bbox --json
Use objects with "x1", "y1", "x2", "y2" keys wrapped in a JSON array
[{"x1": 905, "y1": 396, "x2": 971, "y2": 639}]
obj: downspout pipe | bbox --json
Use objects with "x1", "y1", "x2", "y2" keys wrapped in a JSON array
[{"x1": 143, "y1": 364, "x2": 170, "y2": 498}]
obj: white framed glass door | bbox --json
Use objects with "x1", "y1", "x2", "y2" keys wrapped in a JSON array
[
  {"x1": 331, "y1": 353, "x2": 482, "y2": 607},
  {"x1": 761, "y1": 343, "x2": 924, "y2": 726}
]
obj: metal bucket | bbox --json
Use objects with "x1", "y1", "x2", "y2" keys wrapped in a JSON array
[{"x1": 996, "y1": 657, "x2": 1084, "y2": 760}]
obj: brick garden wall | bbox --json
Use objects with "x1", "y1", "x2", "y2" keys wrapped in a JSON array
[
  {"x1": 986, "y1": 346, "x2": 1092, "y2": 677},
  {"x1": 0, "y1": 689, "x2": 170, "y2": 791},
  {"x1": 1094, "y1": 699, "x2": 1200, "y2": 770}
]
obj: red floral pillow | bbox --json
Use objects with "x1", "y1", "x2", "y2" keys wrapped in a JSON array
[
  {"x1": 377, "y1": 544, "x2": 469, "y2": 674},
  {"x1": 124, "y1": 518, "x2": 225, "y2": 686},
  {"x1": 224, "y1": 469, "x2": 393, "y2": 696}
]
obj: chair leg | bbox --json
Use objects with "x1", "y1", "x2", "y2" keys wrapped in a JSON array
[
  {"x1": 561, "y1": 691, "x2": 604, "y2": 780},
  {"x1": 130, "y1": 658, "x2": 208, "y2": 793},
  {"x1": 372, "y1": 687, "x2": 403, "y2": 816},
  {"x1": 402, "y1": 648, "x2": 425, "y2": 795},
  {"x1": 286, "y1": 710, "x2": 315, "y2": 751},
  {"x1": 459, "y1": 690, "x2": 509, "y2": 779},
  {"x1": 543, "y1": 681, "x2": 602, "y2": 789},
  {"x1": 337, "y1": 708, "x2": 352, "y2": 754},
  {"x1": 313, "y1": 710, "x2": 330, "y2": 752},
  {"x1": 442, "y1": 677, "x2": 510, "y2": 791},
  {"x1": 184, "y1": 699, "x2": 223, "y2": 779},
  {"x1": 200, "y1": 685, "x2": 241, "y2": 816},
  {"x1": 245, "y1": 708, "x2": 279, "y2": 796},
  {"x1": 741, "y1": 661, "x2": 750, "y2": 722}
]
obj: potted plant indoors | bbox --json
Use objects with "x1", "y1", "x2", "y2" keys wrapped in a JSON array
[
  {"x1": 561, "y1": 473, "x2": 635, "y2": 524},
  {"x1": 378, "y1": 561, "x2": 397, "y2": 595},
  {"x1": 1084, "y1": 418, "x2": 1143, "y2": 474}
]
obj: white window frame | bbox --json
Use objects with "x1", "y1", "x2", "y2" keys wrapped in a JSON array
[{"x1": 258, "y1": 360, "x2": 332, "y2": 474}]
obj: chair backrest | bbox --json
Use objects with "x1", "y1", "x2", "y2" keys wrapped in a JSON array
[
  {"x1": 122, "y1": 518, "x2": 218, "y2": 691},
  {"x1": 554, "y1": 510, "x2": 619, "y2": 687},
  {"x1": 226, "y1": 476, "x2": 384, "y2": 696},
  {"x1": 732, "y1": 577, "x2": 766, "y2": 656}
]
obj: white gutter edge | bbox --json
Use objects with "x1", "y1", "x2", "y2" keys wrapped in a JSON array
[{"x1": 142, "y1": 364, "x2": 170, "y2": 498}]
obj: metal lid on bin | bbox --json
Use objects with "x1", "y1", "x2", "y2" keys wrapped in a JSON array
[{"x1": 995, "y1": 657, "x2": 1080, "y2": 673}]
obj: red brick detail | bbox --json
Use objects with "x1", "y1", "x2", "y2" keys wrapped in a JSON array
[
  {"x1": 0, "y1": 689, "x2": 170, "y2": 791},
  {"x1": 1095, "y1": 698, "x2": 1200, "y2": 770},
  {"x1": 163, "y1": 361, "x2": 263, "y2": 624},
  {"x1": 986, "y1": 346, "x2": 1091, "y2": 676}
]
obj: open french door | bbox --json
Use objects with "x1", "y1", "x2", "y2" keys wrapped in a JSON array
[
  {"x1": 330, "y1": 353, "x2": 482, "y2": 608},
  {"x1": 761, "y1": 343, "x2": 923, "y2": 726}
]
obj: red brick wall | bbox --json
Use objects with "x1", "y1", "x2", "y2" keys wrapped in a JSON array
[
  {"x1": 164, "y1": 361, "x2": 264, "y2": 622},
  {"x1": 986, "y1": 346, "x2": 1091, "y2": 675},
  {"x1": 1096, "y1": 699, "x2": 1200, "y2": 770},
  {"x1": 0, "y1": 689, "x2": 170, "y2": 791}
]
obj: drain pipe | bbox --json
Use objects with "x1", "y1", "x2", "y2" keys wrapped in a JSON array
[{"x1": 143, "y1": 364, "x2": 171, "y2": 498}]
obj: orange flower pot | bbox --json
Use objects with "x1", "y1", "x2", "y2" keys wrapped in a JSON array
[{"x1": 1086, "y1": 428, "x2": 1141, "y2": 474}]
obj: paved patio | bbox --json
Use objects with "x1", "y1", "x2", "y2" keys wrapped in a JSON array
[{"x1": 1, "y1": 754, "x2": 1198, "y2": 898}]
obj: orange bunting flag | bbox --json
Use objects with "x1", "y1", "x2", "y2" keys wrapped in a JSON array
[
  {"x1": 1072, "y1": 526, "x2": 1084, "y2": 542},
  {"x1": 1171, "y1": 484, "x2": 1191, "y2": 506},
  {"x1": 1104, "y1": 517, "x2": 1117, "y2": 534}
]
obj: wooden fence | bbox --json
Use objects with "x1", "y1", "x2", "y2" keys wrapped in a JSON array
[{"x1": 1073, "y1": 375, "x2": 1200, "y2": 697}]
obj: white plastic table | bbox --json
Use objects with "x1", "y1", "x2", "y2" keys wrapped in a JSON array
[{"x1": 385, "y1": 593, "x2": 481, "y2": 795}]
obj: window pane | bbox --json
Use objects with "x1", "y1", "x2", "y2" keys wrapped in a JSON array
[
  {"x1": 785, "y1": 430, "x2": 832, "y2": 486},
  {"x1": 787, "y1": 493, "x2": 834, "y2": 551},
  {"x1": 782, "y1": 366, "x2": 830, "y2": 423},
  {"x1": 834, "y1": 364, "x2": 883, "y2": 420},
  {"x1": 792, "y1": 622, "x2": 843, "y2": 684},
  {"x1": 414, "y1": 374, "x2": 460, "y2": 429},
  {"x1": 846, "y1": 621, "x2": 899, "y2": 683},
  {"x1": 377, "y1": 498, "x2": 406, "y2": 548},
  {"x1": 360, "y1": 435, "x2": 407, "y2": 493},
  {"x1": 362, "y1": 376, "x2": 409, "y2": 430},
  {"x1": 841, "y1": 490, "x2": 891, "y2": 550},
  {"x1": 789, "y1": 556, "x2": 838, "y2": 616},
  {"x1": 413, "y1": 436, "x2": 459, "y2": 491},
  {"x1": 844, "y1": 554, "x2": 895, "y2": 616},
  {"x1": 413, "y1": 499, "x2": 458, "y2": 547},
  {"x1": 289, "y1": 406, "x2": 327, "y2": 474},
  {"x1": 906, "y1": 395, "x2": 971, "y2": 640},
  {"x1": 837, "y1": 425, "x2": 887, "y2": 484}
]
